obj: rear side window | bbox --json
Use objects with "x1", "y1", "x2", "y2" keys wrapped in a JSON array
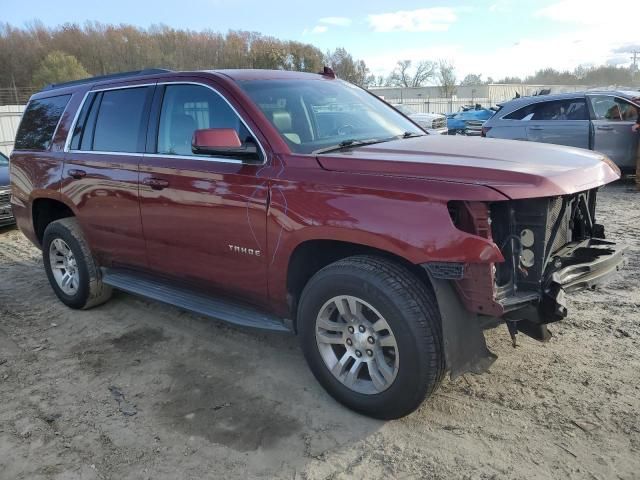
[
  {"x1": 71, "y1": 86, "x2": 152, "y2": 153},
  {"x1": 14, "y1": 95, "x2": 71, "y2": 150},
  {"x1": 93, "y1": 88, "x2": 151, "y2": 152},
  {"x1": 504, "y1": 99, "x2": 588, "y2": 121}
]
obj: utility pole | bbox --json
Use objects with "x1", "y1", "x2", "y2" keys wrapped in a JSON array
[{"x1": 631, "y1": 50, "x2": 639, "y2": 72}]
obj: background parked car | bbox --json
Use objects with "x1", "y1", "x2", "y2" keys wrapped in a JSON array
[
  {"x1": 0, "y1": 151, "x2": 15, "y2": 227},
  {"x1": 446, "y1": 106, "x2": 496, "y2": 135},
  {"x1": 391, "y1": 104, "x2": 448, "y2": 135},
  {"x1": 482, "y1": 90, "x2": 640, "y2": 173}
]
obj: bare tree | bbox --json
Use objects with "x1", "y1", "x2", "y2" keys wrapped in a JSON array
[
  {"x1": 325, "y1": 48, "x2": 370, "y2": 86},
  {"x1": 437, "y1": 60, "x2": 457, "y2": 97},
  {"x1": 387, "y1": 60, "x2": 435, "y2": 87},
  {"x1": 460, "y1": 73, "x2": 482, "y2": 86}
]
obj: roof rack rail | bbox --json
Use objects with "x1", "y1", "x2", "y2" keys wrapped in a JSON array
[{"x1": 42, "y1": 68, "x2": 173, "y2": 91}]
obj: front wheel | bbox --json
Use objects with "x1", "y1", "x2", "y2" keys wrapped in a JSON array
[{"x1": 298, "y1": 255, "x2": 444, "y2": 419}]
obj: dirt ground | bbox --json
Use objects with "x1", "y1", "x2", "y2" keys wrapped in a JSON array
[{"x1": 0, "y1": 181, "x2": 638, "y2": 480}]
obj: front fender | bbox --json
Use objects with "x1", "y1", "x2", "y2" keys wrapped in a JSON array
[{"x1": 266, "y1": 173, "x2": 505, "y2": 314}]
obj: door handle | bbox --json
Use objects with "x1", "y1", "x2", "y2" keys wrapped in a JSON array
[
  {"x1": 68, "y1": 169, "x2": 86, "y2": 179},
  {"x1": 529, "y1": 126, "x2": 544, "y2": 131},
  {"x1": 143, "y1": 177, "x2": 170, "y2": 190},
  {"x1": 596, "y1": 126, "x2": 613, "y2": 131}
]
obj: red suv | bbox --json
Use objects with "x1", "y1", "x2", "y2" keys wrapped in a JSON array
[{"x1": 10, "y1": 68, "x2": 625, "y2": 419}]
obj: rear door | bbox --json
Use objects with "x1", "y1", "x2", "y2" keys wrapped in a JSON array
[
  {"x1": 138, "y1": 80, "x2": 270, "y2": 306},
  {"x1": 587, "y1": 94, "x2": 639, "y2": 170},
  {"x1": 62, "y1": 82, "x2": 154, "y2": 269},
  {"x1": 524, "y1": 98, "x2": 590, "y2": 148}
]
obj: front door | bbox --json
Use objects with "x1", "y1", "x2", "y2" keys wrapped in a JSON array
[
  {"x1": 588, "y1": 95, "x2": 639, "y2": 171},
  {"x1": 62, "y1": 83, "x2": 154, "y2": 269},
  {"x1": 524, "y1": 98, "x2": 590, "y2": 149},
  {"x1": 139, "y1": 82, "x2": 269, "y2": 305}
]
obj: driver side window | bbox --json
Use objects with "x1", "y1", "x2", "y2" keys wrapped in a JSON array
[
  {"x1": 589, "y1": 96, "x2": 639, "y2": 121},
  {"x1": 157, "y1": 84, "x2": 249, "y2": 156}
]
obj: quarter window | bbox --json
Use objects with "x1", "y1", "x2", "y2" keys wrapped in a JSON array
[
  {"x1": 157, "y1": 84, "x2": 249, "y2": 157},
  {"x1": 504, "y1": 99, "x2": 588, "y2": 121},
  {"x1": 14, "y1": 94, "x2": 71, "y2": 151},
  {"x1": 589, "y1": 96, "x2": 639, "y2": 121}
]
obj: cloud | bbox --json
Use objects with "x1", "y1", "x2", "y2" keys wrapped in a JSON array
[
  {"x1": 364, "y1": 25, "x2": 639, "y2": 82},
  {"x1": 367, "y1": 7, "x2": 457, "y2": 33},
  {"x1": 318, "y1": 16, "x2": 352, "y2": 27},
  {"x1": 536, "y1": 0, "x2": 640, "y2": 25},
  {"x1": 311, "y1": 25, "x2": 328, "y2": 34}
]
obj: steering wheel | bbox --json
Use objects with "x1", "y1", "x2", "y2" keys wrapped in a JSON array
[{"x1": 336, "y1": 124, "x2": 355, "y2": 136}]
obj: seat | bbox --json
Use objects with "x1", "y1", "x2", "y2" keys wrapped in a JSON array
[{"x1": 271, "y1": 111, "x2": 301, "y2": 144}]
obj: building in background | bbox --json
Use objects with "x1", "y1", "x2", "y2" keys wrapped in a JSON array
[{"x1": 0, "y1": 105, "x2": 25, "y2": 157}]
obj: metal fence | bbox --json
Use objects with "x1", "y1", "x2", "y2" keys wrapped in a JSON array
[
  {"x1": 0, "y1": 87, "x2": 37, "y2": 107},
  {"x1": 386, "y1": 98, "x2": 492, "y2": 115}
]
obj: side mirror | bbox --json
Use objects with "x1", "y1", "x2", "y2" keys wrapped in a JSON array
[{"x1": 192, "y1": 128, "x2": 261, "y2": 162}]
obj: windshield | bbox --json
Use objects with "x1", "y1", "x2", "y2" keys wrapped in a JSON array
[
  {"x1": 239, "y1": 79, "x2": 423, "y2": 154},
  {"x1": 0, "y1": 152, "x2": 8, "y2": 166}
]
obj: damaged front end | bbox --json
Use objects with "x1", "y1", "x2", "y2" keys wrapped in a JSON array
[
  {"x1": 488, "y1": 189, "x2": 626, "y2": 342},
  {"x1": 427, "y1": 188, "x2": 625, "y2": 378}
]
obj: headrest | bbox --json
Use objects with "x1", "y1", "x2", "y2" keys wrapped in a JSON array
[{"x1": 272, "y1": 111, "x2": 292, "y2": 132}]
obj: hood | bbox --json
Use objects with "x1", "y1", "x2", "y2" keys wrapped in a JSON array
[
  {"x1": 315, "y1": 135, "x2": 620, "y2": 199},
  {"x1": 0, "y1": 165, "x2": 9, "y2": 188}
]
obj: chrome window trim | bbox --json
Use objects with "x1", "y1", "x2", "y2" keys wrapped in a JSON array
[
  {"x1": 67, "y1": 150, "x2": 145, "y2": 157},
  {"x1": 143, "y1": 152, "x2": 243, "y2": 164},
  {"x1": 63, "y1": 80, "x2": 267, "y2": 166}
]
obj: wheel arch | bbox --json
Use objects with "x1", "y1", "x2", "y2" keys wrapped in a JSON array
[
  {"x1": 31, "y1": 197, "x2": 77, "y2": 246},
  {"x1": 285, "y1": 238, "x2": 433, "y2": 331}
]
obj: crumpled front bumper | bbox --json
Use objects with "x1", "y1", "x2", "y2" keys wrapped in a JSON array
[
  {"x1": 549, "y1": 238, "x2": 626, "y2": 292},
  {"x1": 540, "y1": 238, "x2": 626, "y2": 321}
]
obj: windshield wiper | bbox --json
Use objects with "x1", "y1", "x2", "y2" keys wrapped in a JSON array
[
  {"x1": 313, "y1": 132, "x2": 426, "y2": 155},
  {"x1": 400, "y1": 131, "x2": 424, "y2": 139},
  {"x1": 313, "y1": 138, "x2": 391, "y2": 155}
]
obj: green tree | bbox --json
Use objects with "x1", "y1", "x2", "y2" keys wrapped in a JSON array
[{"x1": 32, "y1": 50, "x2": 89, "y2": 87}]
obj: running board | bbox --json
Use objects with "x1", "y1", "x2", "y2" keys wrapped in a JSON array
[{"x1": 101, "y1": 269, "x2": 290, "y2": 332}]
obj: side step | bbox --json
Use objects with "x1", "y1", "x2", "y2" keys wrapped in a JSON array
[{"x1": 101, "y1": 269, "x2": 290, "y2": 333}]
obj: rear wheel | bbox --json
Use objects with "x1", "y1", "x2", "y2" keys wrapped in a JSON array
[
  {"x1": 298, "y1": 255, "x2": 444, "y2": 419},
  {"x1": 42, "y1": 218, "x2": 112, "y2": 309}
]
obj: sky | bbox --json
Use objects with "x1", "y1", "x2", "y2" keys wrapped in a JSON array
[{"x1": 3, "y1": 0, "x2": 640, "y2": 82}]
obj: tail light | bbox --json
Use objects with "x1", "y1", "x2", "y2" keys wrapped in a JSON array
[{"x1": 481, "y1": 126, "x2": 492, "y2": 137}]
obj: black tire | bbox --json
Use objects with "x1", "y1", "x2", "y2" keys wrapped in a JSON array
[
  {"x1": 298, "y1": 255, "x2": 444, "y2": 419},
  {"x1": 42, "y1": 217, "x2": 112, "y2": 309}
]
